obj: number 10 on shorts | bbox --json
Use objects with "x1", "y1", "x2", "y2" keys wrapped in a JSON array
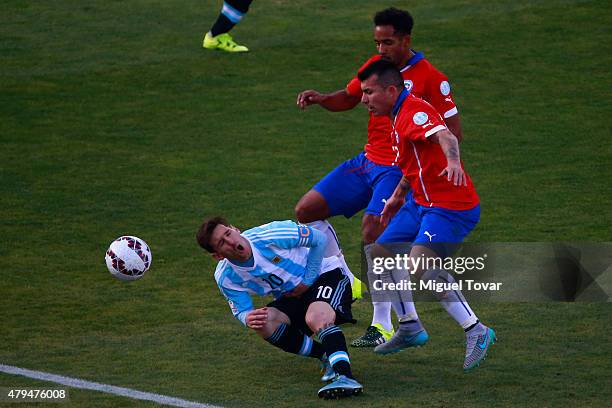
[{"x1": 316, "y1": 285, "x2": 333, "y2": 299}]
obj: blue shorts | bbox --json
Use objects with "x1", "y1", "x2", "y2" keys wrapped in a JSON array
[
  {"x1": 377, "y1": 194, "x2": 480, "y2": 256},
  {"x1": 313, "y1": 152, "x2": 402, "y2": 218}
]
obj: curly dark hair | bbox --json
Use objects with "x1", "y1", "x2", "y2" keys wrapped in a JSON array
[{"x1": 374, "y1": 7, "x2": 414, "y2": 36}]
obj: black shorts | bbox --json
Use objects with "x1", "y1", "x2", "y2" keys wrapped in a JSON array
[{"x1": 267, "y1": 268, "x2": 356, "y2": 335}]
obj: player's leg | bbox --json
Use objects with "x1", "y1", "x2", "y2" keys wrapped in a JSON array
[
  {"x1": 296, "y1": 154, "x2": 373, "y2": 301},
  {"x1": 351, "y1": 165, "x2": 403, "y2": 347},
  {"x1": 410, "y1": 205, "x2": 496, "y2": 371},
  {"x1": 306, "y1": 219, "x2": 363, "y2": 299},
  {"x1": 203, "y1": 0, "x2": 252, "y2": 52},
  {"x1": 262, "y1": 300, "x2": 340, "y2": 382},
  {"x1": 310, "y1": 305, "x2": 362, "y2": 398},
  {"x1": 305, "y1": 290, "x2": 353, "y2": 381},
  {"x1": 295, "y1": 154, "x2": 371, "y2": 224},
  {"x1": 250, "y1": 306, "x2": 290, "y2": 338},
  {"x1": 351, "y1": 213, "x2": 394, "y2": 346},
  {"x1": 296, "y1": 196, "x2": 358, "y2": 291},
  {"x1": 295, "y1": 190, "x2": 330, "y2": 224},
  {"x1": 259, "y1": 302, "x2": 326, "y2": 361},
  {"x1": 303, "y1": 269, "x2": 362, "y2": 398},
  {"x1": 306, "y1": 302, "x2": 354, "y2": 379},
  {"x1": 371, "y1": 199, "x2": 430, "y2": 354}
]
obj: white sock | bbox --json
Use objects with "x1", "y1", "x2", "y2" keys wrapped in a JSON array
[
  {"x1": 370, "y1": 302, "x2": 393, "y2": 332},
  {"x1": 391, "y1": 275, "x2": 423, "y2": 333},
  {"x1": 391, "y1": 300, "x2": 420, "y2": 322},
  {"x1": 366, "y1": 242, "x2": 420, "y2": 323},
  {"x1": 422, "y1": 269, "x2": 478, "y2": 329},
  {"x1": 387, "y1": 260, "x2": 419, "y2": 322},
  {"x1": 364, "y1": 243, "x2": 402, "y2": 332}
]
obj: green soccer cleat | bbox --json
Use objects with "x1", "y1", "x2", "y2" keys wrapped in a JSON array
[
  {"x1": 317, "y1": 375, "x2": 363, "y2": 399},
  {"x1": 203, "y1": 32, "x2": 249, "y2": 53},
  {"x1": 350, "y1": 324, "x2": 394, "y2": 347},
  {"x1": 464, "y1": 326, "x2": 496, "y2": 372},
  {"x1": 373, "y1": 328, "x2": 429, "y2": 355}
]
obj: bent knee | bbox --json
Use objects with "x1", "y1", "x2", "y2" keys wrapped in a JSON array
[
  {"x1": 295, "y1": 191, "x2": 329, "y2": 223},
  {"x1": 295, "y1": 202, "x2": 311, "y2": 223},
  {"x1": 305, "y1": 307, "x2": 336, "y2": 332}
]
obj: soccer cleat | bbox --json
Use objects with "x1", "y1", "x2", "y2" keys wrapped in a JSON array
[
  {"x1": 464, "y1": 326, "x2": 496, "y2": 372},
  {"x1": 320, "y1": 357, "x2": 335, "y2": 382},
  {"x1": 203, "y1": 32, "x2": 249, "y2": 53},
  {"x1": 317, "y1": 375, "x2": 363, "y2": 399},
  {"x1": 373, "y1": 329, "x2": 429, "y2": 354},
  {"x1": 350, "y1": 324, "x2": 394, "y2": 347}
]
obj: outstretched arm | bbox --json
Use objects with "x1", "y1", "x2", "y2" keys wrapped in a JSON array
[{"x1": 297, "y1": 89, "x2": 361, "y2": 112}]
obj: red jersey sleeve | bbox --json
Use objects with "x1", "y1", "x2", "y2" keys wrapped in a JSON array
[
  {"x1": 346, "y1": 77, "x2": 362, "y2": 97},
  {"x1": 423, "y1": 67, "x2": 458, "y2": 119},
  {"x1": 398, "y1": 98, "x2": 448, "y2": 142},
  {"x1": 345, "y1": 55, "x2": 382, "y2": 97}
]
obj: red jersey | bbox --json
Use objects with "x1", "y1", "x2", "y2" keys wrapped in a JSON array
[
  {"x1": 392, "y1": 90, "x2": 479, "y2": 211},
  {"x1": 346, "y1": 52, "x2": 459, "y2": 166}
]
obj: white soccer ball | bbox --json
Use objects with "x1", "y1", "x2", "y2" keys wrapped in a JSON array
[{"x1": 105, "y1": 236, "x2": 152, "y2": 281}]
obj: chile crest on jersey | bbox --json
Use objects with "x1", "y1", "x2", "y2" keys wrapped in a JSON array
[{"x1": 404, "y1": 80, "x2": 413, "y2": 92}]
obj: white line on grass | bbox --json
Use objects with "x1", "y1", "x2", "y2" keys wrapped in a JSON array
[{"x1": 0, "y1": 363, "x2": 222, "y2": 408}]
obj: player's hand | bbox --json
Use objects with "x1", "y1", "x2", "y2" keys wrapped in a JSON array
[
  {"x1": 297, "y1": 90, "x2": 322, "y2": 110},
  {"x1": 438, "y1": 160, "x2": 467, "y2": 186},
  {"x1": 380, "y1": 196, "x2": 405, "y2": 227},
  {"x1": 284, "y1": 283, "x2": 310, "y2": 298},
  {"x1": 246, "y1": 307, "x2": 268, "y2": 330}
]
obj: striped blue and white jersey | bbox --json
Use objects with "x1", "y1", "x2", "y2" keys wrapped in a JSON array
[{"x1": 214, "y1": 220, "x2": 342, "y2": 325}]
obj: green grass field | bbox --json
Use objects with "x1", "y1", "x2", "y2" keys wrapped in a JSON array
[{"x1": 1, "y1": 0, "x2": 611, "y2": 406}]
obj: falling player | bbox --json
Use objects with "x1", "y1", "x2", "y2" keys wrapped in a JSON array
[{"x1": 196, "y1": 217, "x2": 363, "y2": 398}]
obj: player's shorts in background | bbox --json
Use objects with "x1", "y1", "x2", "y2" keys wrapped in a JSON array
[
  {"x1": 313, "y1": 152, "x2": 402, "y2": 218},
  {"x1": 267, "y1": 268, "x2": 356, "y2": 335},
  {"x1": 377, "y1": 193, "x2": 480, "y2": 257}
]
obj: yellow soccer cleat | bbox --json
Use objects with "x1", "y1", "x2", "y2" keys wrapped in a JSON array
[
  {"x1": 351, "y1": 323, "x2": 395, "y2": 348},
  {"x1": 203, "y1": 32, "x2": 249, "y2": 53}
]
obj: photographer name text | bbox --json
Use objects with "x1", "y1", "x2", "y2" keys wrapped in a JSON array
[{"x1": 372, "y1": 279, "x2": 502, "y2": 292}]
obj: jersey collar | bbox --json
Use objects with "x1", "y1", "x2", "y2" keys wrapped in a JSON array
[
  {"x1": 400, "y1": 50, "x2": 425, "y2": 72},
  {"x1": 231, "y1": 256, "x2": 254, "y2": 268},
  {"x1": 392, "y1": 88, "x2": 410, "y2": 118}
]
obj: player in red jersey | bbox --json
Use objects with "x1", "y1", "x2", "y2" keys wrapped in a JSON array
[
  {"x1": 358, "y1": 59, "x2": 495, "y2": 371},
  {"x1": 295, "y1": 8, "x2": 464, "y2": 347}
]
